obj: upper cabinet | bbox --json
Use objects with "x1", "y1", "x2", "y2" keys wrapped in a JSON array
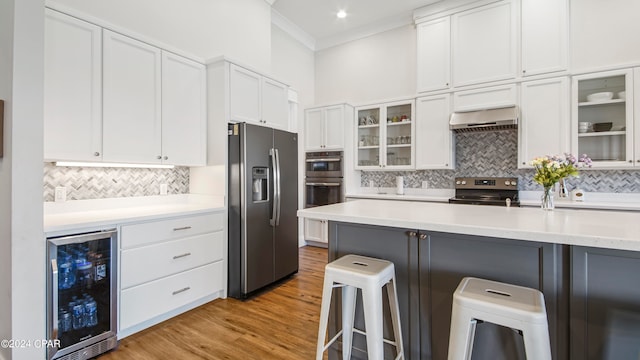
[
  {"x1": 161, "y1": 52, "x2": 207, "y2": 166},
  {"x1": 103, "y1": 30, "x2": 162, "y2": 164},
  {"x1": 572, "y1": 69, "x2": 634, "y2": 168},
  {"x1": 518, "y1": 77, "x2": 570, "y2": 168},
  {"x1": 416, "y1": 17, "x2": 451, "y2": 93},
  {"x1": 44, "y1": 10, "x2": 206, "y2": 166},
  {"x1": 415, "y1": 94, "x2": 454, "y2": 169},
  {"x1": 229, "y1": 64, "x2": 288, "y2": 130},
  {"x1": 355, "y1": 100, "x2": 415, "y2": 171},
  {"x1": 304, "y1": 104, "x2": 353, "y2": 151},
  {"x1": 521, "y1": 0, "x2": 568, "y2": 76},
  {"x1": 451, "y1": 0, "x2": 516, "y2": 87},
  {"x1": 44, "y1": 9, "x2": 102, "y2": 162}
]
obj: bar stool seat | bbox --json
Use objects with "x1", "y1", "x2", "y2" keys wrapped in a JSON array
[
  {"x1": 316, "y1": 254, "x2": 404, "y2": 360},
  {"x1": 447, "y1": 277, "x2": 552, "y2": 360}
]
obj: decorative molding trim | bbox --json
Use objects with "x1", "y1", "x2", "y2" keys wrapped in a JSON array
[{"x1": 271, "y1": 8, "x2": 316, "y2": 51}]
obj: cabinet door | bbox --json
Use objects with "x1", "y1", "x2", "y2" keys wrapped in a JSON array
[
  {"x1": 521, "y1": 0, "x2": 568, "y2": 77},
  {"x1": 571, "y1": 246, "x2": 640, "y2": 360},
  {"x1": 421, "y1": 232, "x2": 565, "y2": 360},
  {"x1": 304, "y1": 108, "x2": 324, "y2": 151},
  {"x1": 355, "y1": 106, "x2": 383, "y2": 169},
  {"x1": 103, "y1": 30, "x2": 162, "y2": 164},
  {"x1": 416, "y1": 94, "x2": 453, "y2": 169},
  {"x1": 452, "y1": 0, "x2": 516, "y2": 87},
  {"x1": 229, "y1": 64, "x2": 261, "y2": 124},
  {"x1": 572, "y1": 69, "x2": 633, "y2": 168},
  {"x1": 324, "y1": 105, "x2": 346, "y2": 150},
  {"x1": 453, "y1": 84, "x2": 517, "y2": 112},
  {"x1": 635, "y1": 68, "x2": 640, "y2": 165},
  {"x1": 261, "y1": 77, "x2": 289, "y2": 130},
  {"x1": 44, "y1": 9, "x2": 102, "y2": 161},
  {"x1": 384, "y1": 101, "x2": 415, "y2": 170},
  {"x1": 161, "y1": 51, "x2": 206, "y2": 166},
  {"x1": 519, "y1": 77, "x2": 570, "y2": 168},
  {"x1": 417, "y1": 17, "x2": 451, "y2": 93},
  {"x1": 303, "y1": 218, "x2": 326, "y2": 243}
]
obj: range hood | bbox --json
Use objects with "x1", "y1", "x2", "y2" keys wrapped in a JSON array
[{"x1": 449, "y1": 106, "x2": 519, "y2": 133}]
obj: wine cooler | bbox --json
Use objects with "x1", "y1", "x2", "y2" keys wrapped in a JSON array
[{"x1": 47, "y1": 229, "x2": 118, "y2": 360}]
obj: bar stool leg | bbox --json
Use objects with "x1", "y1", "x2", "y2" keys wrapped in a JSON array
[
  {"x1": 316, "y1": 275, "x2": 335, "y2": 360},
  {"x1": 522, "y1": 323, "x2": 552, "y2": 360},
  {"x1": 342, "y1": 285, "x2": 357, "y2": 360},
  {"x1": 386, "y1": 278, "x2": 404, "y2": 359},
  {"x1": 447, "y1": 306, "x2": 475, "y2": 360},
  {"x1": 362, "y1": 286, "x2": 384, "y2": 360}
]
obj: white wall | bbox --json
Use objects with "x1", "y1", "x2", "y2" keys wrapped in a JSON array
[
  {"x1": 571, "y1": 0, "x2": 640, "y2": 72},
  {"x1": 314, "y1": 25, "x2": 417, "y2": 105},
  {"x1": 0, "y1": 0, "x2": 45, "y2": 359},
  {"x1": 51, "y1": 0, "x2": 272, "y2": 72}
]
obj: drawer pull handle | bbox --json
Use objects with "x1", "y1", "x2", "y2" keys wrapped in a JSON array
[
  {"x1": 172, "y1": 287, "x2": 191, "y2": 296},
  {"x1": 173, "y1": 226, "x2": 192, "y2": 231},
  {"x1": 173, "y1": 252, "x2": 192, "y2": 260}
]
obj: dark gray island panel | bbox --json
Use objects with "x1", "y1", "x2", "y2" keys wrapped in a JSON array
[{"x1": 571, "y1": 246, "x2": 640, "y2": 360}]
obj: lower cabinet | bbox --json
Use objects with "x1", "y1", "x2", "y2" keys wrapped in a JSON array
[
  {"x1": 328, "y1": 222, "x2": 568, "y2": 360},
  {"x1": 304, "y1": 218, "x2": 328, "y2": 244},
  {"x1": 571, "y1": 246, "x2": 640, "y2": 360},
  {"x1": 119, "y1": 211, "x2": 226, "y2": 337}
]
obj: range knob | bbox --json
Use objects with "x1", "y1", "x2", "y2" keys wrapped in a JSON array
[
  {"x1": 456, "y1": 180, "x2": 461, "y2": 185},
  {"x1": 504, "y1": 180, "x2": 510, "y2": 185},
  {"x1": 510, "y1": 181, "x2": 517, "y2": 186},
  {"x1": 461, "y1": 180, "x2": 467, "y2": 185}
]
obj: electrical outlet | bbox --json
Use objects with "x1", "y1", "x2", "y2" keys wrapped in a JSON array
[
  {"x1": 160, "y1": 184, "x2": 168, "y2": 195},
  {"x1": 55, "y1": 186, "x2": 67, "y2": 202},
  {"x1": 369, "y1": 180, "x2": 375, "y2": 188},
  {"x1": 422, "y1": 181, "x2": 429, "y2": 189}
]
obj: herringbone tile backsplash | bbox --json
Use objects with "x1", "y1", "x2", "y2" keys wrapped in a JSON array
[
  {"x1": 361, "y1": 130, "x2": 640, "y2": 193},
  {"x1": 43, "y1": 163, "x2": 189, "y2": 201}
]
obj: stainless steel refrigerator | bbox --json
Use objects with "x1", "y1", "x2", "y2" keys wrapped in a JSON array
[{"x1": 228, "y1": 122, "x2": 299, "y2": 298}]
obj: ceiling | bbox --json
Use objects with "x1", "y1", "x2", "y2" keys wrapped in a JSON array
[{"x1": 271, "y1": 0, "x2": 443, "y2": 50}]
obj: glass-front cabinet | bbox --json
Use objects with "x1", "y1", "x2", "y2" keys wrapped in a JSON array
[
  {"x1": 356, "y1": 100, "x2": 415, "y2": 170},
  {"x1": 572, "y1": 69, "x2": 634, "y2": 168}
]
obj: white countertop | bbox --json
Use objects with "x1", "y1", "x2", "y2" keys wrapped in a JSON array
[
  {"x1": 298, "y1": 199, "x2": 640, "y2": 252},
  {"x1": 44, "y1": 194, "x2": 224, "y2": 235},
  {"x1": 346, "y1": 188, "x2": 453, "y2": 202}
]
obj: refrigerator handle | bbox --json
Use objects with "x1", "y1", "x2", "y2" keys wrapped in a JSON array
[
  {"x1": 274, "y1": 148, "x2": 282, "y2": 226},
  {"x1": 269, "y1": 148, "x2": 278, "y2": 227},
  {"x1": 51, "y1": 258, "x2": 59, "y2": 340}
]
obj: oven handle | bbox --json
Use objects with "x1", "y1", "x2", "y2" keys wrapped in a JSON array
[
  {"x1": 306, "y1": 182, "x2": 341, "y2": 186},
  {"x1": 305, "y1": 158, "x2": 341, "y2": 163}
]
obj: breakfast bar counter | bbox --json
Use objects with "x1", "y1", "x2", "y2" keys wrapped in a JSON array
[{"x1": 298, "y1": 200, "x2": 640, "y2": 360}]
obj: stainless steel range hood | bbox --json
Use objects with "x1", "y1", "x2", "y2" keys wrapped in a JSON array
[{"x1": 449, "y1": 106, "x2": 518, "y2": 133}]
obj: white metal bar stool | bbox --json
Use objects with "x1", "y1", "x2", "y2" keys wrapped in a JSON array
[
  {"x1": 316, "y1": 254, "x2": 404, "y2": 360},
  {"x1": 447, "y1": 277, "x2": 552, "y2": 360}
]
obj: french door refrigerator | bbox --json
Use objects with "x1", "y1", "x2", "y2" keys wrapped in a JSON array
[{"x1": 228, "y1": 122, "x2": 299, "y2": 298}]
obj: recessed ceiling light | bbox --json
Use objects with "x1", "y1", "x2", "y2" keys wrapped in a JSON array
[{"x1": 336, "y1": 10, "x2": 347, "y2": 19}]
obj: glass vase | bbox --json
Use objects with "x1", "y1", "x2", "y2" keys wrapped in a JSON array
[{"x1": 541, "y1": 186, "x2": 555, "y2": 210}]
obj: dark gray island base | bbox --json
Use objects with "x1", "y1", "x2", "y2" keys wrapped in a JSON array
[{"x1": 326, "y1": 221, "x2": 640, "y2": 360}]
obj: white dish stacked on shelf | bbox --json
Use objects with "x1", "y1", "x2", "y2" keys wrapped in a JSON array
[
  {"x1": 578, "y1": 122, "x2": 593, "y2": 133},
  {"x1": 586, "y1": 92, "x2": 613, "y2": 102}
]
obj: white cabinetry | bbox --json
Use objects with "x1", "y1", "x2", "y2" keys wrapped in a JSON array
[
  {"x1": 635, "y1": 68, "x2": 640, "y2": 166},
  {"x1": 518, "y1": 77, "x2": 570, "y2": 168},
  {"x1": 451, "y1": 0, "x2": 516, "y2": 87},
  {"x1": 229, "y1": 64, "x2": 288, "y2": 130},
  {"x1": 355, "y1": 100, "x2": 415, "y2": 170},
  {"x1": 521, "y1": 0, "x2": 568, "y2": 76},
  {"x1": 572, "y1": 69, "x2": 634, "y2": 168},
  {"x1": 416, "y1": 17, "x2": 450, "y2": 93},
  {"x1": 304, "y1": 218, "x2": 327, "y2": 244},
  {"x1": 304, "y1": 104, "x2": 353, "y2": 151},
  {"x1": 103, "y1": 30, "x2": 162, "y2": 164},
  {"x1": 119, "y1": 212, "x2": 225, "y2": 336},
  {"x1": 453, "y1": 84, "x2": 517, "y2": 112},
  {"x1": 161, "y1": 52, "x2": 207, "y2": 166},
  {"x1": 44, "y1": 9, "x2": 102, "y2": 161},
  {"x1": 415, "y1": 94, "x2": 454, "y2": 169}
]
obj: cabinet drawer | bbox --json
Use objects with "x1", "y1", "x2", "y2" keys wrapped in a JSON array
[
  {"x1": 453, "y1": 84, "x2": 516, "y2": 112},
  {"x1": 120, "y1": 261, "x2": 223, "y2": 330},
  {"x1": 121, "y1": 212, "x2": 223, "y2": 249},
  {"x1": 121, "y1": 231, "x2": 224, "y2": 289}
]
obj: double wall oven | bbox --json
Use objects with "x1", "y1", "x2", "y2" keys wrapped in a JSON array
[{"x1": 305, "y1": 151, "x2": 344, "y2": 208}]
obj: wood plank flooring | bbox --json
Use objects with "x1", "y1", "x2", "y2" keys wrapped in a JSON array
[{"x1": 100, "y1": 246, "x2": 328, "y2": 360}]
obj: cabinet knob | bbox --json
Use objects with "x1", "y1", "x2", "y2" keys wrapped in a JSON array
[
  {"x1": 446, "y1": 83, "x2": 449, "y2": 86},
  {"x1": 94, "y1": 152, "x2": 100, "y2": 156},
  {"x1": 629, "y1": 160, "x2": 633, "y2": 163},
  {"x1": 157, "y1": 155, "x2": 162, "y2": 160},
  {"x1": 419, "y1": 234, "x2": 427, "y2": 240},
  {"x1": 523, "y1": 162, "x2": 526, "y2": 165},
  {"x1": 406, "y1": 231, "x2": 417, "y2": 237},
  {"x1": 445, "y1": 164, "x2": 449, "y2": 167},
  {"x1": 523, "y1": 70, "x2": 526, "y2": 74},
  {"x1": 637, "y1": 160, "x2": 640, "y2": 163},
  {"x1": 164, "y1": 156, "x2": 168, "y2": 160}
]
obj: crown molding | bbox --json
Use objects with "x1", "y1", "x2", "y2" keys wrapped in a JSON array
[{"x1": 271, "y1": 8, "x2": 316, "y2": 51}]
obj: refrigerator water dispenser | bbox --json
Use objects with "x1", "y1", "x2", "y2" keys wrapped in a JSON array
[{"x1": 252, "y1": 167, "x2": 269, "y2": 202}]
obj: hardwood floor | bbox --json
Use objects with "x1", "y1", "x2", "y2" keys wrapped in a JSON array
[{"x1": 100, "y1": 246, "x2": 328, "y2": 360}]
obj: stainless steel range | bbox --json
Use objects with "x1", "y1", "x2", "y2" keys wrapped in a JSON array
[{"x1": 449, "y1": 177, "x2": 519, "y2": 206}]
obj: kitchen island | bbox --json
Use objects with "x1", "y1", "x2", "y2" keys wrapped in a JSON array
[{"x1": 298, "y1": 200, "x2": 640, "y2": 360}]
